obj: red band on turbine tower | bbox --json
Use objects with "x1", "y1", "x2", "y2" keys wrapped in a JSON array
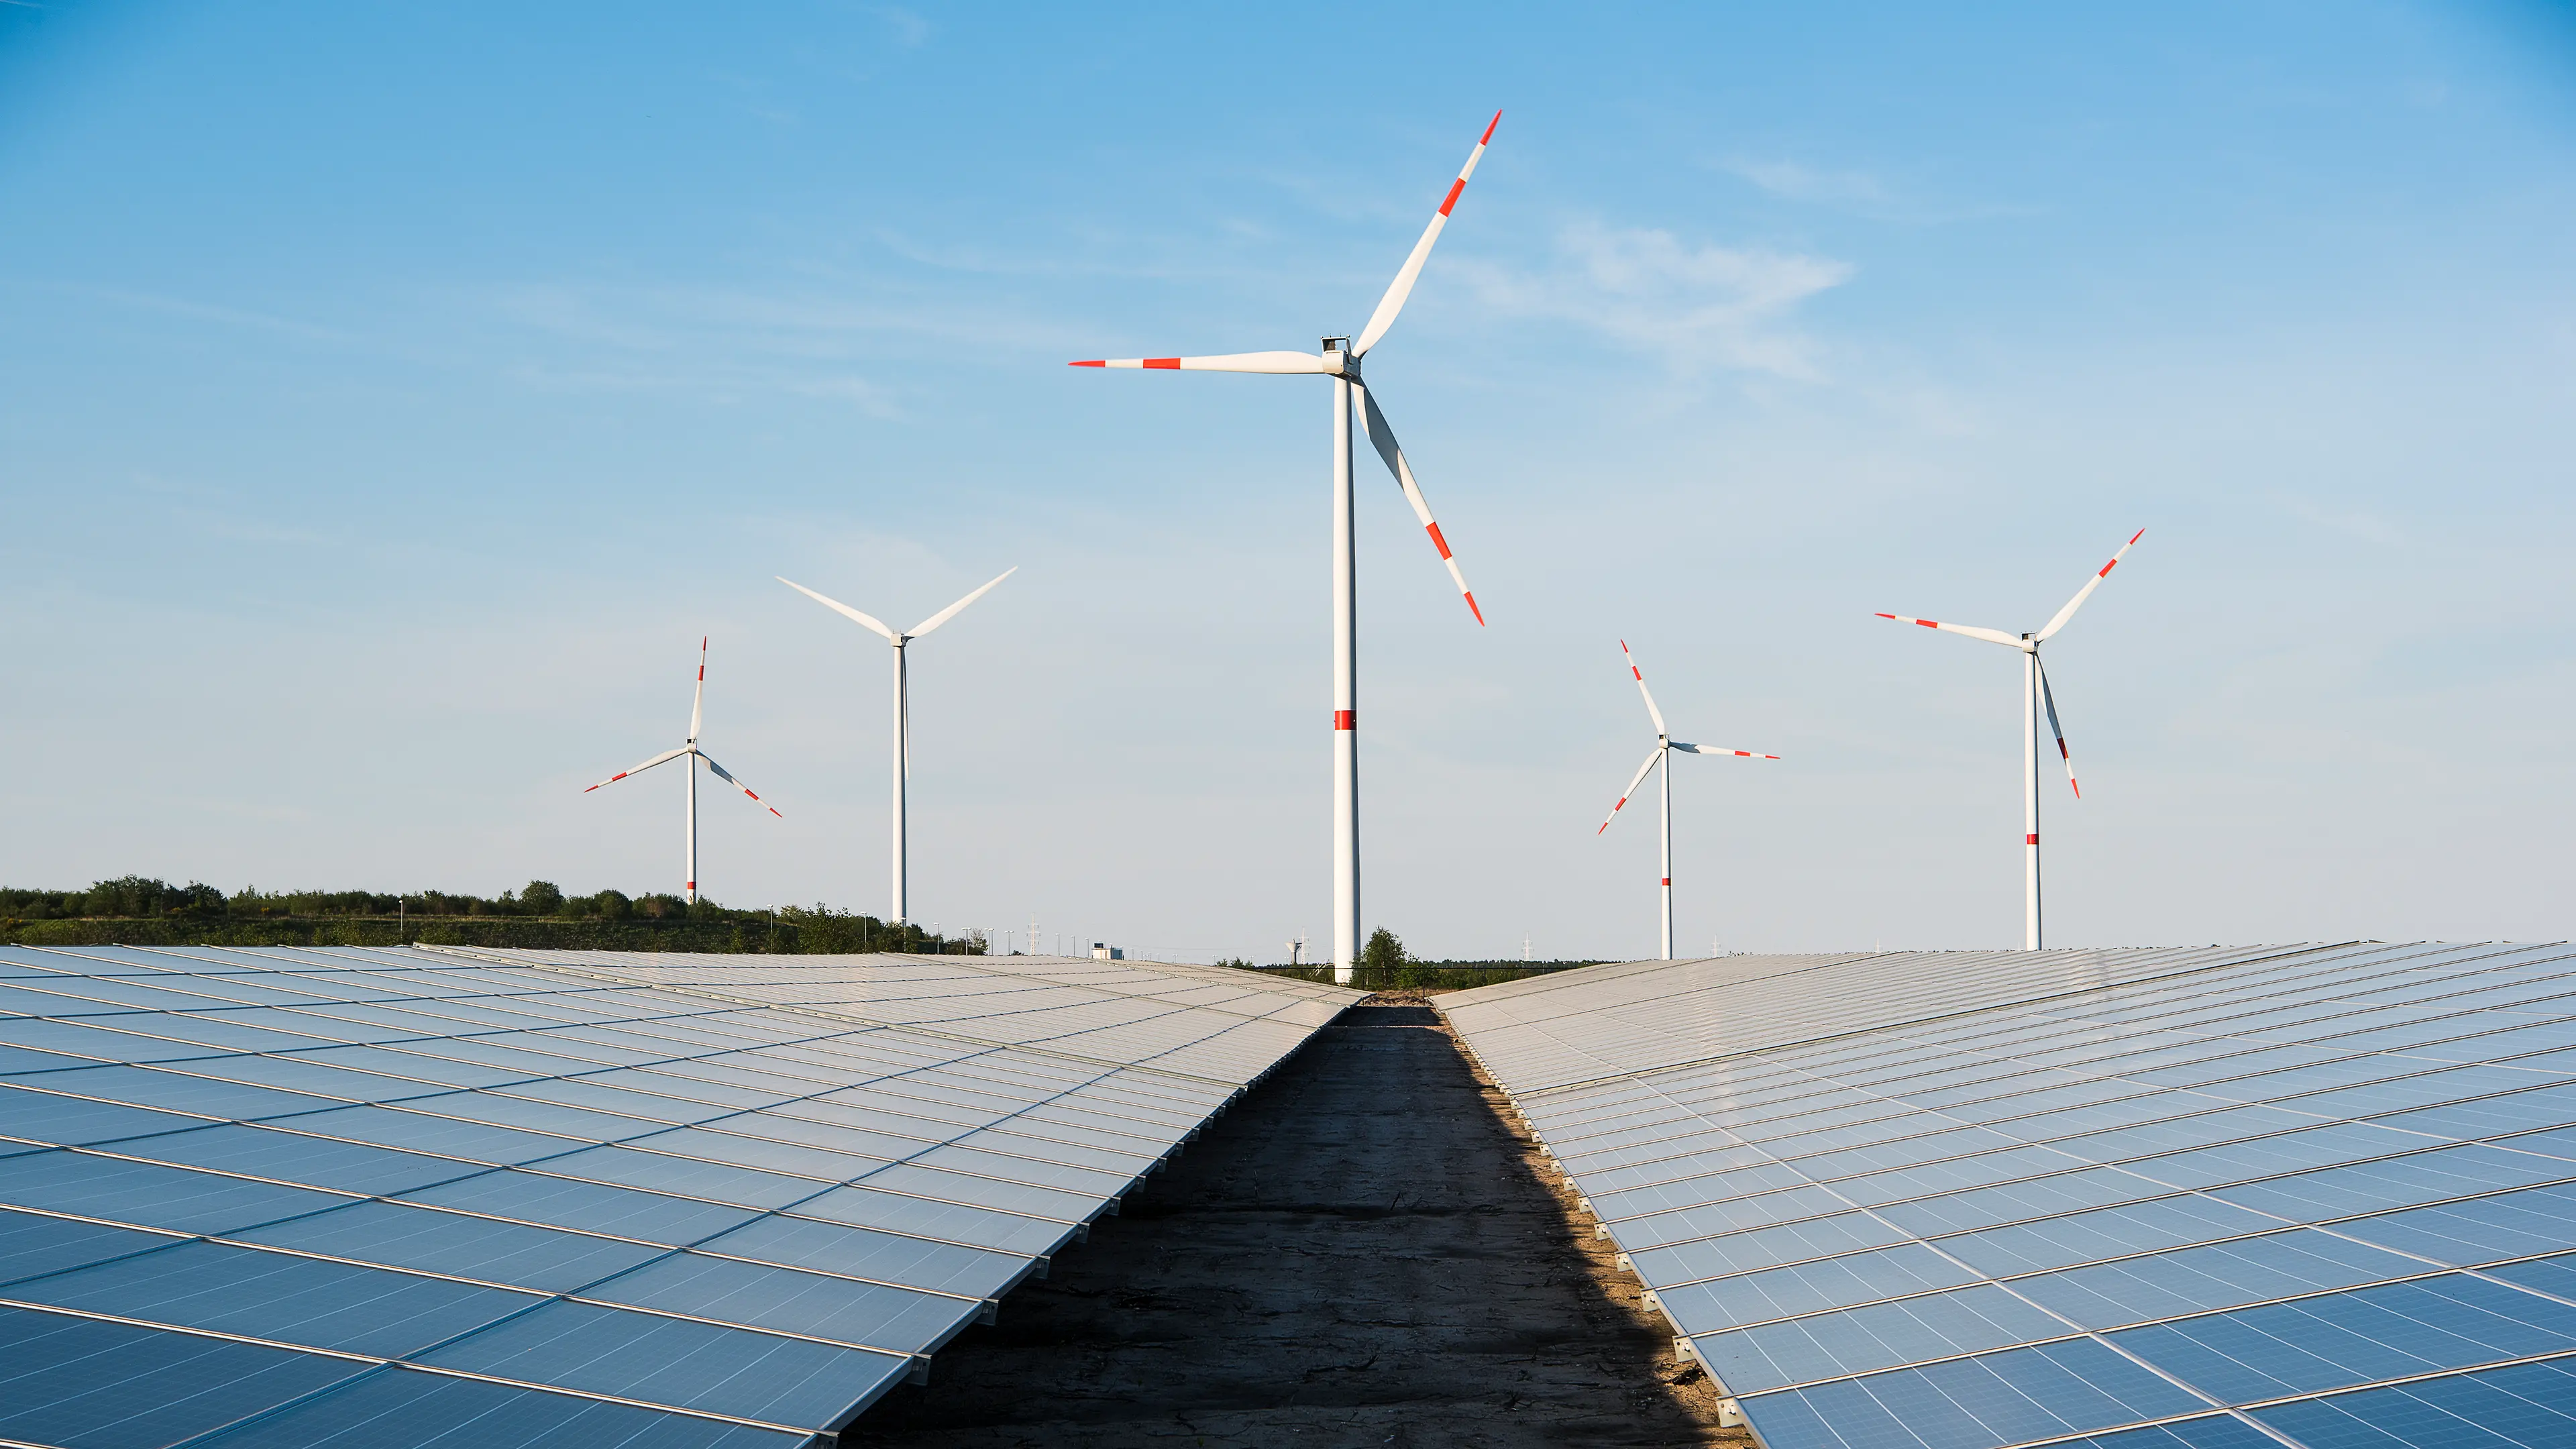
[
  {"x1": 1661, "y1": 877, "x2": 1671, "y2": 887},
  {"x1": 1333, "y1": 710, "x2": 1355, "y2": 731},
  {"x1": 2026, "y1": 833, "x2": 2039, "y2": 845}
]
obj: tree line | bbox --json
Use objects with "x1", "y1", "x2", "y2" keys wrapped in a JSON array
[
  {"x1": 1244, "y1": 928, "x2": 1595, "y2": 990},
  {"x1": 0, "y1": 876, "x2": 981, "y2": 955}
]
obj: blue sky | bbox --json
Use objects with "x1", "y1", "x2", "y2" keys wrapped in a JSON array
[{"x1": 3, "y1": 1, "x2": 2571, "y2": 960}]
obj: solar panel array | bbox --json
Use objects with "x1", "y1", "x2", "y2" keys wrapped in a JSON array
[
  {"x1": 1446, "y1": 943, "x2": 2576, "y2": 1449},
  {"x1": 0, "y1": 945, "x2": 1359, "y2": 1448}
]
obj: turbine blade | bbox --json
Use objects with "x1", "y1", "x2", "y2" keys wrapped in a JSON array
[
  {"x1": 2037, "y1": 529, "x2": 2145, "y2": 642},
  {"x1": 689, "y1": 636, "x2": 707, "y2": 742},
  {"x1": 700, "y1": 753, "x2": 784, "y2": 817},
  {"x1": 1353, "y1": 382, "x2": 1482, "y2": 624},
  {"x1": 1597, "y1": 743, "x2": 1666, "y2": 835},
  {"x1": 1672, "y1": 743, "x2": 1780, "y2": 759},
  {"x1": 1619, "y1": 639, "x2": 1668, "y2": 736},
  {"x1": 1352, "y1": 111, "x2": 1500, "y2": 358},
  {"x1": 780, "y1": 578, "x2": 899, "y2": 641},
  {"x1": 583, "y1": 745, "x2": 690, "y2": 794},
  {"x1": 910, "y1": 567, "x2": 1016, "y2": 638},
  {"x1": 2037, "y1": 657, "x2": 2079, "y2": 798},
  {"x1": 1874, "y1": 613, "x2": 2025, "y2": 648},
  {"x1": 1066, "y1": 351, "x2": 1325, "y2": 373}
]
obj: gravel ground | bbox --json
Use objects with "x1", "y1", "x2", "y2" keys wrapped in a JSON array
[{"x1": 842, "y1": 990, "x2": 1742, "y2": 1448}]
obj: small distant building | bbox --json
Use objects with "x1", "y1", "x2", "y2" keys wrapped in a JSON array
[{"x1": 1091, "y1": 943, "x2": 1123, "y2": 960}]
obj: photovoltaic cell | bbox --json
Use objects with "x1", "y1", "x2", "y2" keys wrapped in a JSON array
[
  {"x1": 2109, "y1": 1273, "x2": 2576, "y2": 1401},
  {"x1": 0, "y1": 1305, "x2": 368, "y2": 1449},
  {"x1": 186, "y1": 1365, "x2": 806, "y2": 1449},
  {"x1": 0, "y1": 944, "x2": 1357, "y2": 1444},
  {"x1": 1444, "y1": 943, "x2": 2576, "y2": 1449},
  {"x1": 2249, "y1": 1355, "x2": 2576, "y2": 1448}
]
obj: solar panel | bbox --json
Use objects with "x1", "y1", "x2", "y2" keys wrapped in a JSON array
[
  {"x1": 1446, "y1": 943, "x2": 2576, "y2": 1448},
  {"x1": 0, "y1": 945, "x2": 1359, "y2": 1446}
]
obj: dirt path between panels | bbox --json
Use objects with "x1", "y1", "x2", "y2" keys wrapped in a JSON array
[{"x1": 843, "y1": 991, "x2": 1743, "y2": 1448}]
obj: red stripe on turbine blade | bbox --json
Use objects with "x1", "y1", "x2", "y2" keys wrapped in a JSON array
[
  {"x1": 2098, "y1": 559, "x2": 2118, "y2": 577},
  {"x1": 1068, "y1": 360, "x2": 1106, "y2": 367},
  {"x1": 1464, "y1": 592, "x2": 1484, "y2": 625},
  {"x1": 1481, "y1": 111, "x2": 1501, "y2": 145},
  {"x1": 1143, "y1": 358, "x2": 1181, "y2": 369},
  {"x1": 1426, "y1": 522, "x2": 1452, "y2": 559},
  {"x1": 2129, "y1": 529, "x2": 2145, "y2": 544},
  {"x1": 2071, "y1": 780, "x2": 2082, "y2": 798},
  {"x1": 769, "y1": 808, "x2": 784, "y2": 817},
  {"x1": 1874, "y1": 612, "x2": 1896, "y2": 620},
  {"x1": 1333, "y1": 710, "x2": 1356, "y2": 731},
  {"x1": 1438, "y1": 178, "x2": 1466, "y2": 216},
  {"x1": 1916, "y1": 619, "x2": 1939, "y2": 629},
  {"x1": 2057, "y1": 741, "x2": 2070, "y2": 759}
]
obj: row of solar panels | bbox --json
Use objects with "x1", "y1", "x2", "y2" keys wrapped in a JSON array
[
  {"x1": 0, "y1": 945, "x2": 1361, "y2": 1448},
  {"x1": 1446, "y1": 942, "x2": 2576, "y2": 1449}
]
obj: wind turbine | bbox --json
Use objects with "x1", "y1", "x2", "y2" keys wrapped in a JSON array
[
  {"x1": 1595, "y1": 640, "x2": 1777, "y2": 962},
  {"x1": 777, "y1": 568, "x2": 1014, "y2": 926},
  {"x1": 1876, "y1": 529, "x2": 2143, "y2": 949},
  {"x1": 582, "y1": 637, "x2": 781, "y2": 904},
  {"x1": 1070, "y1": 112, "x2": 1501, "y2": 985}
]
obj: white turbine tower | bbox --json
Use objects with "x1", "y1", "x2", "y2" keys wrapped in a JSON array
[
  {"x1": 582, "y1": 637, "x2": 782, "y2": 904},
  {"x1": 1070, "y1": 112, "x2": 1501, "y2": 985},
  {"x1": 778, "y1": 569, "x2": 1014, "y2": 927},
  {"x1": 1595, "y1": 640, "x2": 1777, "y2": 962},
  {"x1": 1877, "y1": 529, "x2": 2143, "y2": 949}
]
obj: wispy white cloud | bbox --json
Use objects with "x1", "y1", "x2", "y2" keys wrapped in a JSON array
[
  {"x1": 1458, "y1": 221, "x2": 1851, "y2": 378},
  {"x1": 1724, "y1": 158, "x2": 1890, "y2": 205},
  {"x1": 869, "y1": 5, "x2": 930, "y2": 47},
  {"x1": 1717, "y1": 156, "x2": 2037, "y2": 225},
  {"x1": 89, "y1": 286, "x2": 354, "y2": 343},
  {"x1": 2274, "y1": 493, "x2": 2406, "y2": 544},
  {"x1": 502, "y1": 360, "x2": 903, "y2": 419}
]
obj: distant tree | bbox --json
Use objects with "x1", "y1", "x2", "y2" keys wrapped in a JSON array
[
  {"x1": 521, "y1": 881, "x2": 565, "y2": 916},
  {"x1": 1360, "y1": 926, "x2": 1408, "y2": 987},
  {"x1": 592, "y1": 890, "x2": 633, "y2": 920}
]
